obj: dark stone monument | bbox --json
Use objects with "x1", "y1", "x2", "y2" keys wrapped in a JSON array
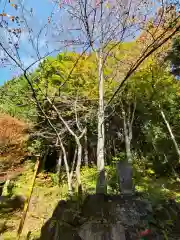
[{"x1": 116, "y1": 161, "x2": 134, "y2": 195}]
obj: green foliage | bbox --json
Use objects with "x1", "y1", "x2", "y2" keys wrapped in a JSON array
[
  {"x1": 49, "y1": 172, "x2": 60, "y2": 186},
  {"x1": 166, "y1": 36, "x2": 180, "y2": 77},
  {"x1": 1, "y1": 44, "x2": 179, "y2": 178},
  {"x1": 81, "y1": 167, "x2": 97, "y2": 194},
  {"x1": 112, "y1": 152, "x2": 126, "y2": 163},
  {"x1": 37, "y1": 53, "x2": 99, "y2": 100},
  {"x1": 0, "y1": 76, "x2": 36, "y2": 122},
  {"x1": 106, "y1": 165, "x2": 119, "y2": 194}
]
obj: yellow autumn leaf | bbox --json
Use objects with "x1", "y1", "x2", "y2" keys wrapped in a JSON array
[{"x1": 106, "y1": 2, "x2": 110, "y2": 8}]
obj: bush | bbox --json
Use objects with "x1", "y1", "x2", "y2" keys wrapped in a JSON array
[{"x1": 106, "y1": 165, "x2": 119, "y2": 194}]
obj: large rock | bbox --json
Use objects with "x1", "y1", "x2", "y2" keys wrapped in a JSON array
[
  {"x1": 79, "y1": 221, "x2": 126, "y2": 240},
  {"x1": 0, "y1": 195, "x2": 26, "y2": 211},
  {"x1": 39, "y1": 194, "x2": 155, "y2": 240},
  {"x1": 40, "y1": 220, "x2": 82, "y2": 240}
]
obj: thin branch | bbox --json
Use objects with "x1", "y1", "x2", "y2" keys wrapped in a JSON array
[{"x1": 107, "y1": 22, "x2": 180, "y2": 106}]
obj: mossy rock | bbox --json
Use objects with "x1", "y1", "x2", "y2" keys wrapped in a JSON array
[{"x1": 39, "y1": 220, "x2": 82, "y2": 240}]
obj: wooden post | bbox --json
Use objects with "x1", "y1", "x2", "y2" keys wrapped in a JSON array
[{"x1": 17, "y1": 155, "x2": 40, "y2": 239}]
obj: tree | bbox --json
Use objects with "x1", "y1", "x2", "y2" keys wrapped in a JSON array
[
  {"x1": 67, "y1": 0, "x2": 180, "y2": 194},
  {"x1": 0, "y1": 76, "x2": 36, "y2": 122},
  {"x1": 31, "y1": 52, "x2": 99, "y2": 194},
  {"x1": 122, "y1": 56, "x2": 180, "y2": 175},
  {"x1": 0, "y1": 0, "x2": 180, "y2": 196}
]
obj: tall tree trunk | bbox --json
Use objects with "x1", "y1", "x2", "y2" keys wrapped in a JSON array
[
  {"x1": 160, "y1": 108, "x2": 180, "y2": 163},
  {"x1": 84, "y1": 128, "x2": 89, "y2": 166},
  {"x1": 117, "y1": 105, "x2": 135, "y2": 195},
  {"x1": 123, "y1": 113, "x2": 132, "y2": 164},
  {"x1": 96, "y1": 48, "x2": 107, "y2": 194}
]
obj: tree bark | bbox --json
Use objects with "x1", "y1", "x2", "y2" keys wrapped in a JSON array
[
  {"x1": 122, "y1": 102, "x2": 136, "y2": 164},
  {"x1": 123, "y1": 111, "x2": 132, "y2": 164},
  {"x1": 41, "y1": 147, "x2": 49, "y2": 171},
  {"x1": 76, "y1": 142, "x2": 83, "y2": 195},
  {"x1": 70, "y1": 147, "x2": 77, "y2": 181},
  {"x1": 96, "y1": 48, "x2": 107, "y2": 194},
  {"x1": 160, "y1": 108, "x2": 180, "y2": 163},
  {"x1": 74, "y1": 130, "x2": 86, "y2": 195},
  {"x1": 59, "y1": 137, "x2": 73, "y2": 195},
  {"x1": 56, "y1": 151, "x2": 62, "y2": 185},
  {"x1": 84, "y1": 128, "x2": 89, "y2": 166},
  {"x1": 117, "y1": 103, "x2": 135, "y2": 195}
]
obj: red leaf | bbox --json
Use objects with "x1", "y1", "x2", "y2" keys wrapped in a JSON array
[{"x1": 139, "y1": 229, "x2": 151, "y2": 237}]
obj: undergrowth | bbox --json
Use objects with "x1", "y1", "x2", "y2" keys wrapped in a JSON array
[{"x1": 0, "y1": 161, "x2": 180, "y2": 239}]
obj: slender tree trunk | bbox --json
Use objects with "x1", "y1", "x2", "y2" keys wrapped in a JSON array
[
  {"x1": 96, "y1": 48, "x2": 107, "y2": 194},
  {"x1": 76, "y1": 141, "x2": 82, "y2": 195},
  {"x1": 122, "y1": 102, "x2": 136, "y2": 163},
  {"x1": 59, "y1": 138, "x2": 72, "y2": 195},
  {"x1": 40, "y1": 147, "x2": 49, "y2": 171},
  {"x1": 117, "y1": 106, "x2": 134, "y2": 195},
  {"x1": 84, "y1": 128, "x2": 89, "y2": 166},
  {"x1": 123, "y1": 113, "x2": 132, "y2": 163},
  {"x1": 56, "y1": 151, "x2": 62, "y2": 173},
  {"x1": 160, "y1": 108, "x2": 180, "y2": 162},
  {"x1": 70, "y1": 147, "x2": 77, "y2": 182},
  {"x1": 57, "y1": 151, "x2": 62, "y2": 185},
  {"x1": 46, "y1": 97, "x2": 86, "y2": 192}
]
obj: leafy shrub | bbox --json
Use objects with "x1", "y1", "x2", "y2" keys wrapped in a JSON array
[
  {"x1": 81, "y1": 166, "x2": 97, "y2": 194},
  {"x1": 106, "y1": 165, "x2": 119, "y2": 194},
  {"x1": 112, "y1": 152, "x2": 126, "y2": 163}
]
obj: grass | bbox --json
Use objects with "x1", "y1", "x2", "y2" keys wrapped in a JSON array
[
  {"x1": 0, "y1": 161, "x2": 180, "y2": 239},
  {"x1": 135, "y1": 174, "x2": 180, "y2": 204},
  {"x1": 0, "y1": 161, "x2": 66, "y2": 239}
]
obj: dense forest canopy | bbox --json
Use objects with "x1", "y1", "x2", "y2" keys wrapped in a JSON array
[{"x1": 1, "y1": 37, "x2": 180, "y2": 179}]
